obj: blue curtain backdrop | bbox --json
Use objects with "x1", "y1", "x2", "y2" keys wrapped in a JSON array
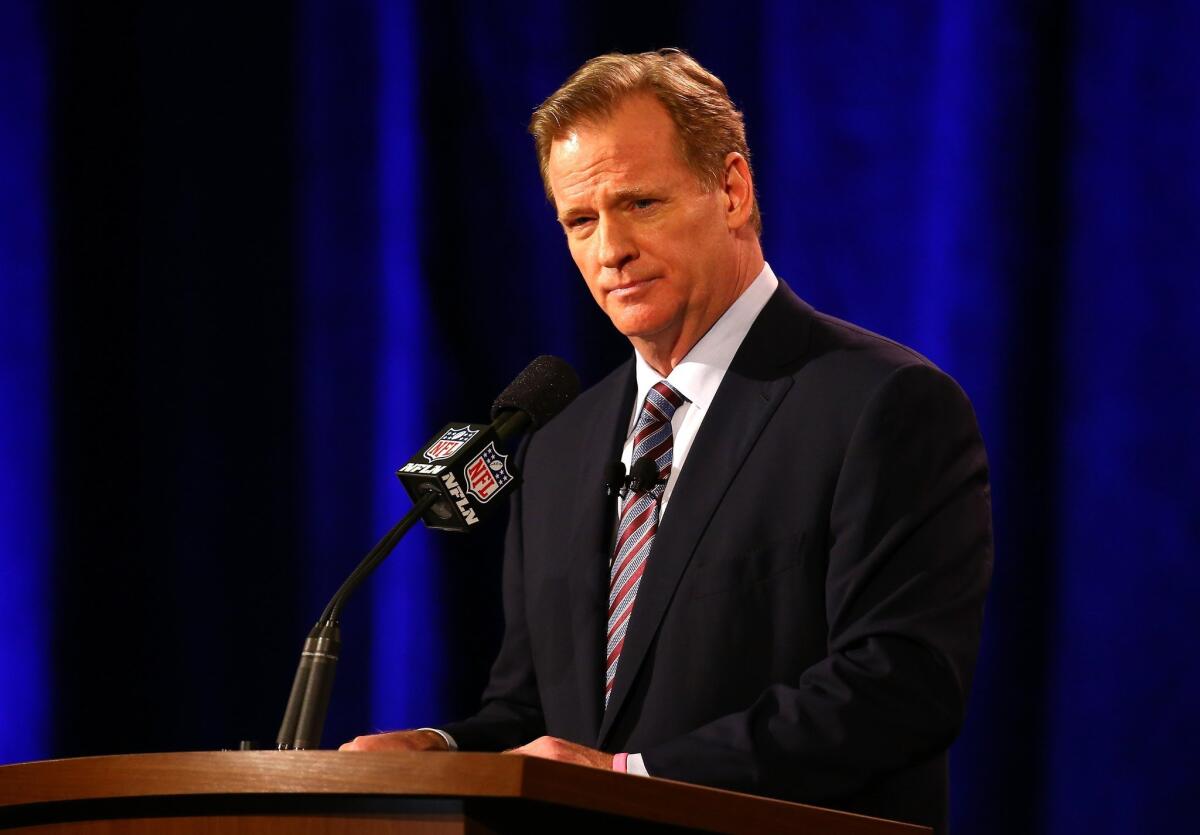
[
  {"x1": 0, "y1": 0, "x2": 50, "y2": 765},
  {"x1": 0, "y1": 2, "x2": 1196, "y2": 832}
]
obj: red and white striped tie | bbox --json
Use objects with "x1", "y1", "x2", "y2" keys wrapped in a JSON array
[{"x1": 605, "y1": 381, "x2": 687, "y2": 707}]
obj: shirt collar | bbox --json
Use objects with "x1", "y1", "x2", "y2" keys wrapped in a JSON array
[{"x1": 629, "y1": 262, "x2": 780, "y2": 436}]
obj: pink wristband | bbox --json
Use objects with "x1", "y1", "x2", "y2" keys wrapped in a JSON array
[{"x1": 612, "y1": 752, "x2": 628, "y2": 772}]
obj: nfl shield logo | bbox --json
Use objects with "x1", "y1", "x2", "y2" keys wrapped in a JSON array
[
  {"x1": 465, "y1": 442, "x2": 512, "y2": 503},
  {"x1": 423, "y1": 426, "x2": 479, "y2": 462}
]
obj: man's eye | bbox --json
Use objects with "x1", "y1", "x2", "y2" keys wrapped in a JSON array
[
  {"x1": 632, "y1": 199, "x2": 657, "y2": 210},
  {"x1": 566, "y1": 216, "x2": 594, "y2": 229}
]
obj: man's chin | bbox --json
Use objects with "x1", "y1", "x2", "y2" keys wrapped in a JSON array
[
  {"x1": 603, "y1": 300, "x2": 673, "y2": 337},
  {"x1": 611, "y1": 317, "x2": 673, "y2": 343}
]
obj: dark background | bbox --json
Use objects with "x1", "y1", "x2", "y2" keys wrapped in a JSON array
[{"x1": 1, "y1": 2, "x2": 1197, "y2": 833}]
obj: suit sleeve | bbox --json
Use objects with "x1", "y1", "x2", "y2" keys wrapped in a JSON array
[
  {"x1": 639, "y1": 362, "x2": 993, "y2": 802},
  {"x1": 437, "y1": 437, "x2": 547, "y2": 750}
]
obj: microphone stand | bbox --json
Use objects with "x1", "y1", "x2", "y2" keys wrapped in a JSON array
[
  {"x1": 276, "y1": 491, "x2": 438, "y2": 750},
  {"x1": 273, "y1": 355, "x2": 579, "y2": 750}
]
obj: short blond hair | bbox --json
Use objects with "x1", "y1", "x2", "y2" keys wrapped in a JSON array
[{"x1": 529, "y1": 48, "x2": 761, "y2": 235}]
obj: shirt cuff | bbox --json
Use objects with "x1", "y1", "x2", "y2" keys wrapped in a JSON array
[
  {"x1": 625, "y1": 753, "x2": 649, "y2": 776},
  {"x1": 416, "y1": 728, "x2": 458, "y2": 751},
  {"x1": 612, "y1": 752, "x2": 628, "y2": 772}
]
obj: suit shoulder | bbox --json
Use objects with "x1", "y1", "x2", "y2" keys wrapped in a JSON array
[
  {"x1": 781, "y1": 303, "x2": 976, "y2": 426},
  {"x1": 807, "y1": 308, "x2": 937, "y2": 374},
  {"x1": 764, "y1": 282, "x2": 943, "y2": 389}
]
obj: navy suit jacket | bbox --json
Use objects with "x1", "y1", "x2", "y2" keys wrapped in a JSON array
[{"x1": 441, "y1": 281, "x2": 993, "y2": 833}]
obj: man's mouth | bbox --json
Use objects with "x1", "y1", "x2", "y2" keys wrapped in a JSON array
[{"x1": 607, "y1": 276, "x2": 661, "y2": 298}]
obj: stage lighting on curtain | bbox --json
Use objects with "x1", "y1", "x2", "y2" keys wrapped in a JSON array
[
  {"x1": 0, "y1": 1, "x2": 51, "y2": 764},
  {"x1": 299, "y1": 0, "x2": 440, "y2": 742},
  {"x1": 1045, "y1": 5, "x2": 1200, "y2": 831},
  {"x1": 369, "y1": 0, "x2": 444, "y2": 731}
]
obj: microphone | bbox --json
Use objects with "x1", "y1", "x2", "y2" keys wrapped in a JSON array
[
  {"x1": 276, "y1": 355, "x2": 579, "y2": 751},
  {"x1": 603, "y1": 461, "x2": 626, "y2": 498},
  {"x1": 491, "y1": 354, "x2": 580, "y2": 431},
  {"x1": 627, "y1": 457, "x2": 661, "y2": 494},
  {"x1": 396, "y1": 356, "x2": 580, "y2": 532}
]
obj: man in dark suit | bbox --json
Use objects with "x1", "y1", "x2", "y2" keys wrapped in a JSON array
[{"x1": 343, "y1": 50, "x2": 991, "y2": 833}]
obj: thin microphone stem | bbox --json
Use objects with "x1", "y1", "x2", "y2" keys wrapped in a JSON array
[
  {"x1": 277, "y1": 491, "x2": 438, "y2": 750},
  {"x1": 321, "y1": 491, "x2": 438, "y2": 623}
]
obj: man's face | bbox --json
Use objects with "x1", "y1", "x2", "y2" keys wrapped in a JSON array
[{"x1": 546, "y1": 94, "x2": 738, "y2": 354}]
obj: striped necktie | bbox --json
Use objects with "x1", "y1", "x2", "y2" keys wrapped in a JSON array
[{"x1": 605, "y1": 380, "x2": 687, "y2": 707}]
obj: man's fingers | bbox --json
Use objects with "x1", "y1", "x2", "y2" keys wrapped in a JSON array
[
  {"x1": 339, "y1": 735, "x2": 370, "y2": 751},
  {"x1": 338, "y1": 729, "x2": 448, "y2": 752},
  {"x1": 500, "y1": 736, "x2": 612, "y2": 769}
]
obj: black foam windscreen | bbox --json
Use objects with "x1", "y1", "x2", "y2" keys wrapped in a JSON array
[
  {"x1": 490, "y1": 355, "x2": 581, "y2": 428},
  {"x1": 603, "y1": 460, "x2": 627, "y2": 495},
  {"x1": 628, "y1": 457, "x2": 660, "y2": 493}
]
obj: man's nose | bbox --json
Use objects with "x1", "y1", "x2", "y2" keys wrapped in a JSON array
[{"x1": 596, "y1": 214, "x2": 637, "y2": 271}]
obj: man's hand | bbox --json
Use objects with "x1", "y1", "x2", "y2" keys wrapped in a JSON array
[
  {"x1": 339, "y1": 729, "x2": 449, "y2": 752},
  {"x1": 504, "y1": 735, "x2": 614, "y2": 770}
]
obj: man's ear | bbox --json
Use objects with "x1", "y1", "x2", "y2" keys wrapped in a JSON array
[{"x1": 722, "y1": 151, "x2": 754, "y2": 231}]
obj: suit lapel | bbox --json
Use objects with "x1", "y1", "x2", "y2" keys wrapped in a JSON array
[
  {"x1": 564, "y1": 360, "x2": 636, "y2": 743},
  {"x1": 597, "y1": 283, "x2": 814, "y2": 745}
]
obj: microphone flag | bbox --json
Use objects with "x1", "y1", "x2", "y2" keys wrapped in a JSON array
[{"x1": 396, "y1": 422, "x2": 520, "y2": 531}]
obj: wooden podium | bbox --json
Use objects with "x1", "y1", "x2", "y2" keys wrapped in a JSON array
[{"x1": 0, "y1": 751, "x2": 929, "y2": 834}]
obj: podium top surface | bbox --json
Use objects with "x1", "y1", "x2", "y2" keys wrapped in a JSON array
[{"x1": 0, "y1": 751, "x2": 929, "y2": 834}]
